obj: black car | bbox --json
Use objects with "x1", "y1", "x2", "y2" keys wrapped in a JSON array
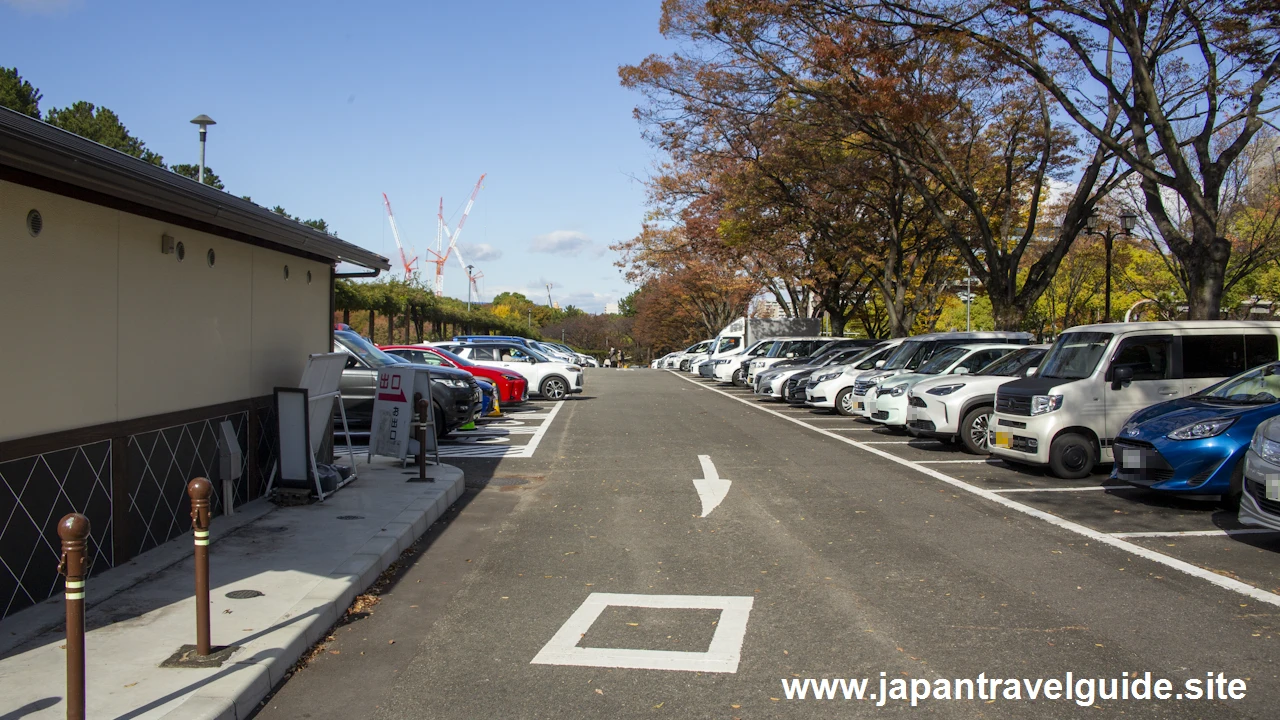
[{"x1": 333, "y1": 330, "x2": 481, "y2": 437}]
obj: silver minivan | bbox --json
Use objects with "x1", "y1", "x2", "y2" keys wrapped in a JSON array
[{"x1": 989, "y1": 321, "x2": 1280, "y2": 478}]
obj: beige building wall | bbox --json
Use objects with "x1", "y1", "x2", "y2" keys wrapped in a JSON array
[
  {"x1": 0, "y1": 181, "x2": 120, "y2": 440},
  {"x1": 0, "y1": 179, "x2": 332, "y2": 443}
]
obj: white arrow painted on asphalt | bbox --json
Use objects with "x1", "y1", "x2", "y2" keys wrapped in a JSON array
[{"x1": 693, "y1": 455, "x2": 731, "y2": 518}]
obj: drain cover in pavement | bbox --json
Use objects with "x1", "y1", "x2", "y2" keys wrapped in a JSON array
[
  {"x1": 225, "y1": 589, "x2": 264, "y2": 599},
  {"x1": 336, "y1": 515, "x2": 364, "y2": 520}
]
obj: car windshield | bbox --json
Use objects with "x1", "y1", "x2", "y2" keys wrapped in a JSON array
[
  {"x1": 855, "y1": 345, "x2": 894, "y2": 370},
  {"x1": 976, "y1": 347, "x2": 1045, "y2": 376},
  {"x1": 1037, "y1": 332, "x2": 1113, "y2": 380},
  {"x1": 882, "y1": 340, "x2": 926, "y2": 370},
  {"x1": 1194, "y1": 362, "x2": 1280, "y2": 404},
  {"x1": 807, "y1": 349, "x2": 847, "y2": 366},
  {"x1": 716, "y1": 337, "x2": 742, "y2": 353},
  {"x1": 917, "y1": 346, "x2": 970, "y2": 374},
  {"x1": 335, "y1": 331, "x2": 401, "y2": 368}
]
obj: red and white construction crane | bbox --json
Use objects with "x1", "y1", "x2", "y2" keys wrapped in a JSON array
[
  {"x1": 428, "y1": 173, "x2": 486, "y2": 297},
  {"x1": 381, "y1": 193, "x2": 418, "y2": 280}
]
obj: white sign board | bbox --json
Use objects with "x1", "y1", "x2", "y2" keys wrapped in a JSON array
[
  {"x1": 371, "y1": 366, "x2": 437, "y2": 461},
  {"x1": 299, "y1": 352, "x2": 348, "y2": 453}
]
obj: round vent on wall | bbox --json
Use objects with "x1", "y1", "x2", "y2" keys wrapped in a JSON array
[
  {"x1": 26, "y1": 209, "x2": 43, "y2": 237},
  {"x1": 283, "y1": 265, "x2": 290, "y2": 280},
  {"x1": 207, "y1": 249, "x2": 216, "y2": 267},
  {"x1": 307, "y1": 270, "x2": 313, "y2": 284},
  {"x1": 176, "y1": 241, "x2": 186, "y2": 261}
]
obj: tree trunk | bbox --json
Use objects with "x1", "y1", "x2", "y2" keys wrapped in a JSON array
[
  {"x1": 1181, "y1": 235, "x2": 1231, "y2": 320},
  {"x1": 343, "y1": 308, "x2": 350, "y2": 326},
  {"x1": 369, "y1": 309, "x2": 376, "y2": 341}
]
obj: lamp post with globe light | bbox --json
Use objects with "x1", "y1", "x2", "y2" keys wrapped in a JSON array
[{"x1": 189, "y1": 115, "x2": 216, "y2": 185}]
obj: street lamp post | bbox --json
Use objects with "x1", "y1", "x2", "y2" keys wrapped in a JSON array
[
  {"x1": 466, "y1": 265, "x2": 474, "y2": 313},
  {"x1": 189, "y1": 115, "x2": 216, "y2": 185},
  {"x1": 546, "y1": 283, "x2": 554, "y2": 307},
  {"x1": 1084, "y1": 211, "x2": 1138, "y2": 322}
]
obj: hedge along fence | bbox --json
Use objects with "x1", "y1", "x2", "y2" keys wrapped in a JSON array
[{"x1": 335, "y1": 278, "x2": 540, "y2": 344}]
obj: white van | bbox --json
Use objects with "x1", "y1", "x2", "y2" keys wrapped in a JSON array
[{"x1": 988, "y1": 321, "x2": 1280, "y2": 478}]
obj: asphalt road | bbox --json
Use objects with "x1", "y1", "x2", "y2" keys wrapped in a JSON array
[{"x1": 254, "y1": 369, "x2": 1280, "y2": 719}]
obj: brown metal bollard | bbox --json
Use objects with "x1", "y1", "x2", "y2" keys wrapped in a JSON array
[
  {"x1": 57, "y1": 513, "x2": 90, "y2": 720},
  {"x1": 187, "y1": 477, "x2": 213, "y2": 656},
  {"x1": 415, "y1": 395, "x2": 429, "y2": 481}
]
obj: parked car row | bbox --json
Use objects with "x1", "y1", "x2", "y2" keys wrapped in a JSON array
[
  {"x1": 332, "y1": 330, "x2": 589, "y2": 438},
  {"x1": 664, "y1": 320, "x2": 1280, "y2": 529}
]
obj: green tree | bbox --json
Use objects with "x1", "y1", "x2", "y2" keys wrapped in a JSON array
[
  {"x1": 0, "y1": 67, "x2": 41, "y2": 118},
  {"x1": 45, "y1": 101, "x2": 164, "y2": 165},
  {"x1": 270, "y1": 205, "x2": 332, "y2": 234},
  {"x1": 170, "y1": 163, "x2": 225, "y2": 190},
  {"x1": 618, "y1": 288, "x2": 642, "y2": 317}
]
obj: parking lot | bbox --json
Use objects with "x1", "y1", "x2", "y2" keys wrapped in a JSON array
[{"x1": 678, "y1": 371, "x2": 1280, "y2": 601}]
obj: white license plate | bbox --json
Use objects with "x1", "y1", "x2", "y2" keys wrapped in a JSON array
[
  {"x1": 1119, "y1": 449, "x2": 1142, "y2": 469},
  {"x1": 1267, "y1": 473, "x2": 1280, "y2": 502}
]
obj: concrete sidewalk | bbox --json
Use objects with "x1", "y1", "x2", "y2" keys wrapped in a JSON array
[{"x1": 0, "y1": 458, "x2": 464, "y2": 720}]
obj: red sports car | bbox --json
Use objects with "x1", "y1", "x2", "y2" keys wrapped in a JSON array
[{"x1": 380, "y1": 344, "x2": 529, "y2": 404}]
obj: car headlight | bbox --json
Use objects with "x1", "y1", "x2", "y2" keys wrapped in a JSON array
[
  {"x1": 883, "y1": 384, "x2": 908, "y2": 397},
  {"x1": 437, "y1": 377, "x2": 469, "y2": 388},
  {"x1": 1167, "y1": 417, "x2": 1235, "y2": 441},
  {"x1": 1252, "y1": 424, "x2": 1280, "y2": 464},
  {"x1": 501, "y1": 374, "x2": 521, "y2": 381},
  {"x1": 714, "y1": 359, "x2": 730, "y2": 365},
  {"x1": 568, "y1": 365, "x2": 582, "y2": 372},
  {"x1": 927, "y1": 384, "x2": 966, "y2": 396},
  {"x1": 813, "y1": 371, "x2": 841, "y2": 383},
  {"x1": 1030, "y1": 394, "x2": 1063, "y2": 415}
]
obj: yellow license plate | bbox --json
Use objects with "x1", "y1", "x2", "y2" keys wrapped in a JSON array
[{"x1": 993, "y1": 432, "x2": 1012, "y2": 448}]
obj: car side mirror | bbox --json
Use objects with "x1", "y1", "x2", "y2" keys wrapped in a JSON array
[
  {"x1": 1025, "y1": 366, "x2": 1038, "y2": 378},
  {"x1": 875, "y1": 360, "x2": 886, "y2": 368},
  {"x1": 1111, "y1": 365, "x2": 1134, "y2": 390},
  {"x1": 344, "y1": 356, "x2": 360, "y2": 369},
  {"x1": 953, "y1": 367, "x2": 970, "y2": 375}
]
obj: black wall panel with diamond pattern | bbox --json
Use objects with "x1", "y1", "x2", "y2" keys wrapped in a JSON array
[{"x1": 0, "y1": 400, "x2": 273, "y2": 620}]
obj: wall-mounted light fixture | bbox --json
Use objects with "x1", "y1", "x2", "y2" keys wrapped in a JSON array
[{"x1": 161, "y1": 233, "x2": 176, "y2": 254}]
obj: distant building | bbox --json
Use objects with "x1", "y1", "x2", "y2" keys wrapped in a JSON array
[
  {"x1": 752, "y1": 300, "x2": 784, "y2": 319},
  {"x1": 604, "y1": 302, "x2": 620, "y2": 315}
]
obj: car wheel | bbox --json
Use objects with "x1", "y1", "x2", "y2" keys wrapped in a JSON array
[
  {"x1": 960, "y1": 406, "x2": 993, "y2": 455},
  {"x1": 732, "y1": 368, "x2": 745, "y2": 387},
  {"x1": 1221, "y1": 455, "x2": 1245, "y2": 510},
  {"x1": 835, "y1": 388, "x2": 857, "y2": 416},
  {"x1": 540, "y1": 376, "x2": 568, "y2": 400},
  {"x1": 680, "y1": 360, "x2": 691, "y2": 371},
  {"x1": 1048, "y1": 432, "x2": 1094, "y2": 479},
  {"x1": 434, "y1": 404, "x2": 448, "y2": 440}
]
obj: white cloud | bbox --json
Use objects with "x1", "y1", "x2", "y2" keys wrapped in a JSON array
[
  {"x1": 2, "y1": 0, "x2": 79, "y2": 14},
  {"x1": 457, "y1": 241, "x2": 502, "y2": 262},
  {"x1": 531, "y1": 230, "x2": 595, "y2": 256}
]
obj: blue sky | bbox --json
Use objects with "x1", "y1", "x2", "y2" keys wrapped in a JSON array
[{"x1": 1, "y1": 0, "x2": 672, "y2": 311}]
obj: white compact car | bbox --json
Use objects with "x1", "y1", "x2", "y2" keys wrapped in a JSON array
[
  {"x1": 805, "y1": 341, "x2": 904, "y2": 414},
  {"x1": 711, "y1": 339, "x2": 776, "y2": 383},
  {"x1": 436, "y1": 342, "x2": 584, "y2": 400},
  {"x1": 906, "y1": 345, "x2": 1049, "y2": 453},
  {"x1": 859, "y1": 344, "x2": 1023, "y2": 428}
]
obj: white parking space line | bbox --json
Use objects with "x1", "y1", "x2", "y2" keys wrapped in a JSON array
[
  {"x1": 1109, "y1": 529, "x2": 1280, "y2": 539},
  {"x1": 991, "y1": 486, "x2": 1130, "y2": 493},
  {"x1": 669, "y1": 371, "x2": 1280, "y2": 609},
  {"x1": 916, "y1": 459, "x2": 998, "y2": 464},
  {"x1": 862, "y1": 440, "x2": 943, "y2": 445}
]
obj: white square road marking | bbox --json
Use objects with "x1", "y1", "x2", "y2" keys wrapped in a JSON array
[{"x1": 530, "y1": 593, "x2": 754, "y2": 673}]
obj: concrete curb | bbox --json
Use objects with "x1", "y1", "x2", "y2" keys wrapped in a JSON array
[{"x1": 159, "y1": 465, "x2": 464, "y2": 720}]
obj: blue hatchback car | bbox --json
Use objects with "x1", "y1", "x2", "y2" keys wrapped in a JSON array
[{"x1": 1112, "y1": 361, "x2": 1280, "y2": 505}]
